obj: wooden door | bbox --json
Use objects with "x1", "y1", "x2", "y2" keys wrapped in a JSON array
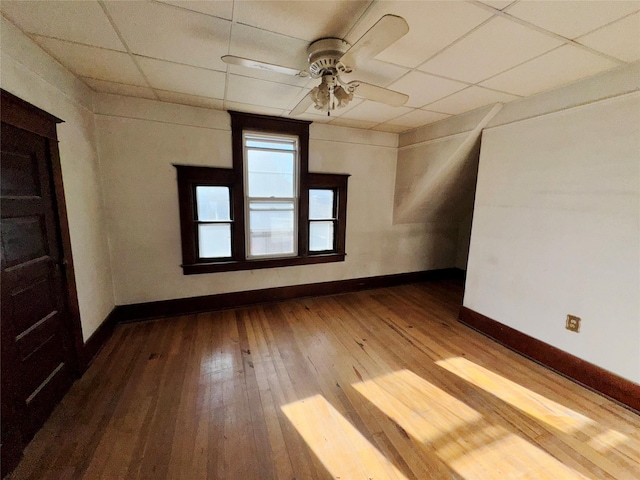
[{"x1": 1, "y1": 91, "x2": 81, "y2": 477}]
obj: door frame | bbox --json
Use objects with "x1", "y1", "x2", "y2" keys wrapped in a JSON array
[{"x1": 1, "y1": 89, "x2": 84, "y2": 374}]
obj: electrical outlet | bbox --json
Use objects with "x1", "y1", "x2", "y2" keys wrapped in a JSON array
[{"x1": 566, "y1": 315, "x2": 581, "y2": 333}]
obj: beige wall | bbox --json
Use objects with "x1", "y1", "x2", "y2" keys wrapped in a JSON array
[
  {"x1": 1, "y1": 17, "x2": 115, "y2": 341},
  {"x1": 94, "y1": 95, "x2": 456, "y2": 305},
  {"x1": 464, "y1": 82, "x2": 640, "y2": 383},
  {"x1": 395, "y1": 106, "x2": 502, "y2": 270}
]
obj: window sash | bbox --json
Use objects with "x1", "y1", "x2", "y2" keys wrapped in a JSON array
[
  {"x1": 246, "y1": 198, "x2": 298, "y2": 259},
  {"x1": 309, "y1": 219, "x2": 336, "y2": 252},
  {"x1": 243, "y1": 131, "x2": 300, "y2": 259},
  {"x1": 197, "y1": 222, "x2": 233, "y2": 259}
]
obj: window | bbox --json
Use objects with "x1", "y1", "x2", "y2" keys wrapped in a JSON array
[
  {"x1": 308, "y1": 172, "x2": 348, "y2": 255},
  {"x1": 196, "y1": 186, "x2": 232, "y2": 258},
  {"x1": 176, "y1": 111, "x2": 348, "y2": 274},
  {"x1": 309, "y1": 189, "x2": 334, "y2": 252},
  {"x1": 244, "y1": 133, "x2": 298, "y2": 258}
]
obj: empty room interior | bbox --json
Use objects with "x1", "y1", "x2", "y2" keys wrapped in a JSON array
[{"x1": 1, "y1": 1, "x2": 639, "y2": 479}]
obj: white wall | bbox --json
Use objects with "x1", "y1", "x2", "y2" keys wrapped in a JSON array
[
  {"x1": 94, "y1": 95, "x2": 454, "y2": 305},
  {"x1": 1, "y1": 17, "x2": 115, "y2": 341},
  {"x1": 395, "y1": 105, "x2": 503, "y2": 269},
  {"x1": 464, "y1": 87, "x2": 640, "y2": 383}
]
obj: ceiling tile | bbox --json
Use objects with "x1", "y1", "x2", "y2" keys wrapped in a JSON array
[
  {"x1": 506, "y1": 1, "x2": 640, "y2": 39},
  {"x1": 229, "y1": 23, "x2": 309, "y2": 72},
  {"x1": 234, "y1": 1, "x2": 369, "y2": 41},
  {"x1": 155, "y1": 1, "x2": 233, "y2": 20},
  {"x1": 340, "y1": 101, "x2": 412, "y2": 124},
  {"x1": 33, "y1": 36, "x2": 147, "y2": 85},
  {"x1": 287, "y1": 88, "x2": 313, "y2": 112},
  {"x1": 223, "y1": 100, "x2": 285, "y2": 117},
  {"x1": 328, "y1": 118, "x2": 379, "y2": 130},
  {"x1": 387, "y1": 71, "x2": 468, "y2": 108},
  {"x1": 425, "y1": 86, "x2": 519, "y2": 115},
  {"x1": 577, "y1": 12, "x2": 640, "y2": 63},
  {"x1": 345, "y1": 1, "x2": 493, "y2": 68},
  {"x1": 82, "y1": 77, "x2": 156, "y2": 99},
  {"x1": 156, "y1": 90, "x2": 224, "y2": 110},
  {"x1": 226, "y1": 75, "x2": 304, "y2": 109},
  {"x1": 371, "y1": 124, "x2": 409, "y2": 133},
  {"x1": 1, "y1": 1, "x2": 124, "y2": 51},
  {"x1": 103, "y1": 0, "x2": 230, "y2": 71},
  {"x1": 481, "y1": 45, "x2": 620, "y2": 97},
  {"x1": 136, "y1": 57, "x2": 225, "y2": 99},
  {"x1": 388, "y1": 109, "x2": 451, "y2": 128},
  {"x1": 418, "y1": 16, "x2": 563, "y2": 83},
  {"x1": 478, "y1": 1, "x2": 516, "y2": 10}
]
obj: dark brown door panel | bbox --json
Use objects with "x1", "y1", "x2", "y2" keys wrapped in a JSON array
[{"x1": 1, "y1": 90, "x2": 82, "y2": 478}]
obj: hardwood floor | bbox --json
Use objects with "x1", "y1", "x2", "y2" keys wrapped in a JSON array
[{"x1": 9, "y1": 279, "x2": 640, "y2": 479}]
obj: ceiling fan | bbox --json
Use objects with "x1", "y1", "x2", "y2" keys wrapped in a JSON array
[{"x1": 222, "y1": 15, "x2": 410, "y2": 116}]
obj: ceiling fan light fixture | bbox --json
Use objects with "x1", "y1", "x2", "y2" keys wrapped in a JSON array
[
  {"x1": 334, "y1": 85, "x2": 353, "y2": 108},
  {"x1": 310, "y1": 79, "x2": 330, "y2": 111},
  {"x1": 310, "y1": 75, "x2": 354, "y2": 114}
]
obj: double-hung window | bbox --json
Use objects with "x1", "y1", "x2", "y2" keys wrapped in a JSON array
[
  {"x1": 196, "y1": 185, "x2": 232, "y2": 258},
  {"x1": 244, "y1": 133, "x2": 298, "y2": 258},
  {"x1": 176, "y1": 111, "x2": 349, "y2": 274}
]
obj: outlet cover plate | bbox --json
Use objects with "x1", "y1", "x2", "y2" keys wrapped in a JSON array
[{"x1": 566, "y1": 314, "x2": 581, "y2": 333}]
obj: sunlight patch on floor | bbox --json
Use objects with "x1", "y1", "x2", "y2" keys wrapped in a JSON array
[
  {"x1": 449, "y1": 432, "x2": 589, "y2": 479},
  {"x1": 353, "y1": 369, "x2": 588, "y2": 479},
  {"x1": 435, "y1": 357, "x2": 624, "y2": 437},
  {"x1": 352, "y1": 369, "x2": 482, "y2": 442},
  {"x1": 587, "y1": 428, "x2": 629, "y2": 453},
  {"x1": 281, "y1": 394, "x2": 409, "y2": 480}
]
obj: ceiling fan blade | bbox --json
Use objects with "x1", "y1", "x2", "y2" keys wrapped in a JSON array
[
  {"x1": 341, "y1": 15, "x2": 409, "y2": 66},
  {"x1": 351, "y1": 81, "x2": 409, "y2": 107},
  {"x1": 290, "y1": 92, "x2": 314, "y2": 116},
  {"x1": 221, "y1": 55, "x2": 308, "y2": 77}
]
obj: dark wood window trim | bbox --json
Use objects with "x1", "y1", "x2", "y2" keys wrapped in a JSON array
[
  {"x1": 308, "y1": 173, "x2": 348, "y2": 255},
  {"x1": 176, "y1": 111, "x2": 349, "y2": 275},
  {"x1": 176, "y1": 165, "x2": 235, "y2": 266}
]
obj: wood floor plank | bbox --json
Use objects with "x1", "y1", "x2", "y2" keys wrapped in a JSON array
[{"x1": 8, "y1": 279, "x2": 640, "y2": 480}]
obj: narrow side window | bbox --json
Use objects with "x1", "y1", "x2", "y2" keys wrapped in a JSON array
[{"x1": 195, "y1": 186, "x2": 232, "y2": 259}]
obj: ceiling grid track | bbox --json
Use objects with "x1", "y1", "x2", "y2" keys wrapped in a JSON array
[
  {"x1": 1, "y1": 0, "x2": 636, "y2": 132},
  {"x1": 97, "y1": 0, "x2": 160, "y2": 101},
  {"x1": 469, "y1": 0, "x2": 627, "y2": 65}
]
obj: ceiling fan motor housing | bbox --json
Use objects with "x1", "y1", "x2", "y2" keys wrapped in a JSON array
[{"x1": 307, "y1": 38, "x2": 351, "y2": 77}]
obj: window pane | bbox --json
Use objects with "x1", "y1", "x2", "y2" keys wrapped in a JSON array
[
  {"x1": 247, "y1": 149, "x2": 294, "y2": 198},
  {"x1": 198, "y1": 223, "x2": 231, "y2": 258},
  {"x1": 249, "y1": 202, "x2": 295, "y2": 256},
  {"x1": 196, "y1": 186, "x2": 230, "y2": 221},
  {"x1": 309, "y1": 189, "x2": 334, "y2": 219},
  {"x1": 309, "y1": 221, "x2": 334, "y2": 252}
]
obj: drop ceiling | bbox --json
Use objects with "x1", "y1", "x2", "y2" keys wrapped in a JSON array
[{"x1": 2, "y1": 0, "x2": 638, "y2": 133}]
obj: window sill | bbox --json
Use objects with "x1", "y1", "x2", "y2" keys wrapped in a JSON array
[{"x1": 181, "y1": 253, "x2": 345, "y2": 274}]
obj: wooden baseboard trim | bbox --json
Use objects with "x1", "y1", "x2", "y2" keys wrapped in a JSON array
[
  {"x1": 458, "y1": 306, "x2": 640, "y2": 413},
  {"x1": 116, "y1": 268, "x2": 464, "y2": 323},
  {"x1": 82, "y1": 308, "x2": 119, "y2": 371}
]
